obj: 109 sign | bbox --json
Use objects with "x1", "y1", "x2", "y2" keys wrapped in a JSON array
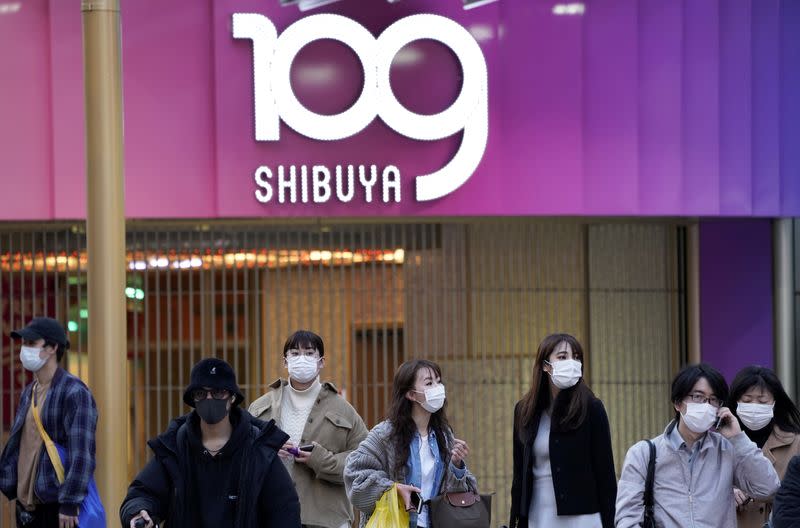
[{"x1": 233, "y1": 13, "x2": 488, "y2": 203}]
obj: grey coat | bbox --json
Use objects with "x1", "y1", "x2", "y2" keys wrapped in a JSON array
[
  {"x1": 615, "y1": 421, "x2": 780, "y2": 528},
  {"x1": 344, "y1": 420, "x2": 478, "y2": 528}
]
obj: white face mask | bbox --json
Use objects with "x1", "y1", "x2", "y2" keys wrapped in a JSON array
[
  {"x1": 414, "y1": 384, "x2": 446, "y2": 413},
  {"x1": 20, "y1": 345, "x2": 47, "y2": 372},
  {"x1": 546, "y1": 359, "x2": 582, "y2": 389},
  {"x1": 737, "y1": 402, "x2": 775, "y2": 431},
  {"x1": 682, "y1": 402, "x2": 718, "y2": 433},
  {"x1": 286, "y1": 355, "x2": 320, "y2": 384}
]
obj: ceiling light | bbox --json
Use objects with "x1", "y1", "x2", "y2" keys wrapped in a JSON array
[
  {"x1": 0, "y1": 2, "x2": 22, "y2": 15},
  {"x1": 463, "y1": 0, "x2": 499, "y2": 9},
  {"x1": 552, "y1": 3, "x2": 586, "y2": 15},
  {"x1": 298, "y1": 0, "x2": 342, "y2": 11}
]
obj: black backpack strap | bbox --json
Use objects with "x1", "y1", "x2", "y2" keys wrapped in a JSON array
[{"x1": 643, "y1": 440, "x2": 656, "y2": 519}]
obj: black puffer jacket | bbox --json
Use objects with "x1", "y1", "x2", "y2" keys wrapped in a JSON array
[
  {"x1": 120, "y1": 407, "x2": 300, "y2": 527},
  {"x1": 772, "y1": 455, "x2": 800, "y2": 528}
]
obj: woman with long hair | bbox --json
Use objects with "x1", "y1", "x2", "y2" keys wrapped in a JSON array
[
  {"x1": 344, "y1": 359, "x2": 477, "y2": 528},
  {"x1": 509, "y1": 333, "x2": 616, "y2": 528},
  {"x1": 730, "y1": 366, "x2": 800, "y2": 527}
]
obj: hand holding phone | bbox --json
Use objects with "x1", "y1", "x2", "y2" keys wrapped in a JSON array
[
  {"x1": 714, "y1": 407, "x2": 742, "y2": 439},
  {"x1": 409, "y1": 491, "x2": 422, "y2": 512}
]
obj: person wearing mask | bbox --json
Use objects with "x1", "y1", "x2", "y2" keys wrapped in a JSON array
[
  {"x1": 615, "y1": 363, "x2": 781, "y2": 528},
  {"x1": 119, "y1": 358, "x2": 300, "y2": 528},
  {"x1": 508, "y1": 333, "x2": 617, "y2": 528},
  {"x1": 0, "y1": 317, "x2": 98, "y2": 528},
  {"x1": 729, "y1": 366, "x2": 800, "y2": 527},
  {"x1": 249, "y1": 330, "x2": 368, "y2": 528},
  {"x1": 344, "y1": 359, "x2": 477, "y2": 528}
]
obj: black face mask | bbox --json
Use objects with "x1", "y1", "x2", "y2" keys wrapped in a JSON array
[{"x1": 195, "y1": 398, "x2": 229, "y2": 425}]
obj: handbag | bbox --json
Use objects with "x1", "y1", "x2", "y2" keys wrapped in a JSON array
[
  {"x1": 427, "y1": 485, "x2": 492, "y2": 528},
  {"x1": 31, "y1": 384, "x2": 107, "y2": 528},
  {"x1": 641, "y1": 439, "x2": 656, "y2": 528}
]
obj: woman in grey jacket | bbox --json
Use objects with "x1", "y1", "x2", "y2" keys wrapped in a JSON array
[
  {"x1": 615, "y1": 363, "x2": 780, "y2": 528},
  {"x1": 344, "y1": 359, "x2": 478, "y2": 528}
]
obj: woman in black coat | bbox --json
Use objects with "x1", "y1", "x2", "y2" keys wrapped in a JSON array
[{"x1": 509, "y1": 333, "x2": 617, "y2": 528}]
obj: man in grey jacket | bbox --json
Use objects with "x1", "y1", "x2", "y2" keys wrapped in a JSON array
[
  {"x1": 616, "y1": 363, "x2": 780, "y2": 528},
  {"x1": 249, "y1": 330, "x2": 368, "y2": 528}
]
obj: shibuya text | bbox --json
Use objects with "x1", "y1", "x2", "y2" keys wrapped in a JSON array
[{"x1": 254, "y1": 164, "x2": 401, "y2": 204}]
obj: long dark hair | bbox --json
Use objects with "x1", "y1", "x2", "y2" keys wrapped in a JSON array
[
  {"x1": 730, "y1": 366, "x2": 800, "y2": 434},
  {"x1": 515, "y1": 333, "x2": 594, "y2": 441},
  {"x1": 386, "y1": 359, "x2": 451, "y2": 477}
]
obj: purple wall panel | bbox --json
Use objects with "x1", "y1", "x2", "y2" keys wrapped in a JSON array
[
  {"x1": 718, "y1": 1, "x2": 753, "y2": 215},
  {"x1": 0, "y1": 0, "x2": 53, "y2": 219},
  {"x1": 638, "y1": 1, "x2": 683, "y2": 214},
  {"x1": 582, "y1": 0, "x2": 639, "y2": 214},
  {"x1": 49, "y1": 0, "x2": 85, "y2": 219},
  {"x1": 681, "y1": 0, "x2": 720, "y2": 214},
  {"x1": 781, "y1": 1, "x2": 800, "y2": 213},
  {"x1": 751, "y1": 1, "x2": 781, "y2": 215},
  {"x1": 700, "y1": 220, "x2": 774, "y2": 382}
]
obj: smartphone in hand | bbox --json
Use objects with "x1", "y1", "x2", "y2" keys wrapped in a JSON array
[
  {"x1": 410, "y1": 491, "x2": 422, "y2": 512},
  {"x1": 299, "y1": 444, "x2": 314, "y2": 452}
]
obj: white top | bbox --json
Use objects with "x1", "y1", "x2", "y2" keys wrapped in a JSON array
[
  {"x1": 416, "y1": 433, "x2": 436, "y2": 528},
  {"x1": 532, "y1": 413, "x2": 553, "y2": 479},
  {"x1": 529, "y1": 413, "x2": 602, "y2": 528},
  {"x1": 280, "y1": 377, "x2": 322, "y2": 449}
]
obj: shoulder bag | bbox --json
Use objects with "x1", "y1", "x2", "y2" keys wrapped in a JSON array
[
  {"x1": 641, "y1": 439, "x2": 656, "y2": 528},
  {"x1": 31, "y1": 384, "x2": 107, "y2": 528}
]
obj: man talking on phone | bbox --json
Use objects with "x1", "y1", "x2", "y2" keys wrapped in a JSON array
[{"x1": 249, "y1": 331, "x2": 368, "y2": 528}]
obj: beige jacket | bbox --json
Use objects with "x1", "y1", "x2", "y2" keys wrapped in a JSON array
[
  {"x1": 737, "y1": 426, "x2": 800, "y2": 528},
  {"x1": 249, "y1": 379, "x2": 368, "y2": 528}
]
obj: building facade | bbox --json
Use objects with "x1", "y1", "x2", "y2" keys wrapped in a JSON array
[{"x1": 1, "y1": 0, "x2": 799, "y2": 524}]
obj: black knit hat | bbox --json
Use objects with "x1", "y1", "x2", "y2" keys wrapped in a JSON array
[{"x1": 182, "y1": 358, "x2": 244, "y2": 408}]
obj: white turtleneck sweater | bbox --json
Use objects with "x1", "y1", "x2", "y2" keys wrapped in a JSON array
[{"x1": 280, "y1": 377, "x2": 322, "y2": 450}]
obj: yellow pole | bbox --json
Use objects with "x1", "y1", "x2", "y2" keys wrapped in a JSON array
[{"x1": 81, "y1": 0, "x2": 128, "y2": 513}]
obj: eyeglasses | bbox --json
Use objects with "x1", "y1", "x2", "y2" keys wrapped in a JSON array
[
  {"x1": 192, "y1": 388, "x2": 230, "y2": 402},
  {"x1": 286, "y1": 348, "x2": 320, "y2": 359},
  {"x1": 685, "y1": 392, "x2": 722, "y2": 408}
]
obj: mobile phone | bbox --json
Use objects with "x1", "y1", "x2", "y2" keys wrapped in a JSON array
[
  {"x1": 410, "y1": 491, "x2": 422, "y2": 511},
  {"x1": 714, "y1": 415, "x2": 724, "y2": 430},
  {"x1": 299, "y1": 444, "x2": 314, "y2": 452}
]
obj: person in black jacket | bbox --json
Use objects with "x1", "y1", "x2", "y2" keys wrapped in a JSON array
[
  {"x1": 772, "y1": 455, "x2": 800, "y2": 528},
  {"x1": 509, "y1": 333, "x2": 616, "y2": 528},
  {"x1": 119, "y1": 358, "x2": 301, "y2": 528}
]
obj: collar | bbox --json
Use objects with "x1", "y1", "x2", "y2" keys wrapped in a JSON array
[
  {"x1": 270, "y1": 377, "x2": 339, "y2": 393},
  {"x1": 251, "y1": 378, "x2": 338, "y2": 416},
  {"x1": 666, "y1": 420, "x2": 708, "y2": 452},
  {"x1": 763, "y1": 426, "x2": 798, "y2": 461}
]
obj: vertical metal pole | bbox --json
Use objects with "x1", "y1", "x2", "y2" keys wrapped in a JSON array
[
  {"x1": 686, "y1": 223, "x2": 702, "y2": 364},
  {"x1": 774, "y1": 219, "x2": 796, "y2": 399},
  {"x1": 81, "y1": 0, "x2": 128, "y2": 512}
]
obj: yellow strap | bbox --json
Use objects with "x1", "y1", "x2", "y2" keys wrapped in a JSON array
[{"x1": 31, "y1": 384, "x2": 66, "y2": 484}]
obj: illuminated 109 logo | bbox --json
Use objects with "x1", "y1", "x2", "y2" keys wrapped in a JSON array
[{"x1": 233, "y1": 13, "x2": 488, "y2": 204}]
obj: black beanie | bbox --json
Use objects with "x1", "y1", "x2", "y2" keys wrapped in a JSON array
[{"x1": 182, "y1": 358, "x2": 245, "y2": 408}]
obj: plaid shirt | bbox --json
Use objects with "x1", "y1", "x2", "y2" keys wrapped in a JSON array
[{"x1": 0, "y1": 367, "x2": 98, "y2": 508}]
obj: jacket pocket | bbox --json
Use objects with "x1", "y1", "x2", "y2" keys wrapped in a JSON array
[{"x1": 317, "y1": 412, "x2": 354, "y2": 452}]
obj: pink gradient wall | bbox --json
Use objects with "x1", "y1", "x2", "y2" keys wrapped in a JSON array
[{"x1": 1, "y1": 0, "x2": 799, "y2": 219}]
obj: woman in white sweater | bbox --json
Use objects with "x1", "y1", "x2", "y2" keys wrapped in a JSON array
[{"x1": 344, "y1": 359, "x2": 477, "y2": 528}]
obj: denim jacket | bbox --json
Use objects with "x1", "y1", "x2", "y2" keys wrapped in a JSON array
[{"x1": 404, "y1": 430, "x2": 466, "y2": 527}]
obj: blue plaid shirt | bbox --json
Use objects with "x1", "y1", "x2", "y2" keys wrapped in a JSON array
[{"x1": 0, "y1": 367, "x2": 98, "y2": 509}]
